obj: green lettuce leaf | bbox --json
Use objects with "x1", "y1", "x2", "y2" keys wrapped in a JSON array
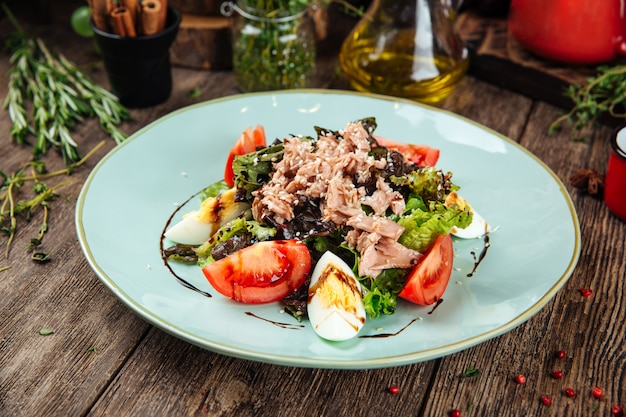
[
  {"x1": 359, "y1": 268, "x2": 407, "y2": 318},
  {"x1": 199, "y1": 181, "x2": 230, "y2": 201},
  {"x1": 398, "y1": 202, "x2": 472, "y2": 252},
  {"x1": 232, "y1": 143, "x2": 284, "y2": 200}
]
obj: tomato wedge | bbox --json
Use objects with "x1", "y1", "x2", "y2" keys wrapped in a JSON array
[
  {"x1": 398, "y1": 234, "x2": 453, "y2": 305},
  {"x1": 224, "y1": 125, "x2": 267, "y2": 186},
  {"x1": 373, "y1": 135, "x2": 440, "y2": 167},
  {"x1": 202, "y1": 240, "x2": 311, "y2": 304}
]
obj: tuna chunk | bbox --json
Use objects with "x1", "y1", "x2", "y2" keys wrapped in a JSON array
[
  {"x1": 358, "y1": 237, "x2": 422, "y2": 277},
  {"x1": 251, "y1": 120, "x2": 421, "y2": 278}
]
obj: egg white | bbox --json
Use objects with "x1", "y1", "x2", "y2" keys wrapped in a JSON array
[
  {"x1": 446, "y1": 192, "x2": 490, "y2": 239},
  {"x1": 308, "y1": 252, "x2": 366, "y2": 341},
  {"x1": 164, "y1": 211, "x2": 217, "y2": 245},
  {"x1": 451, "y1": 209, "x2": 489, "y2": 239}
]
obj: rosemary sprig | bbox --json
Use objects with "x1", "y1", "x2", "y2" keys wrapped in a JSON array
[
  {"x1": 2, "y1": 4, "x2": 130, "y2": 165},
  {"x1": 549, "y1": 65, "x2": 626, "y2": 140}
]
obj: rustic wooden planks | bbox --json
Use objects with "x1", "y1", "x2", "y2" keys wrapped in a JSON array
[{"x1": 0, "y1": 2, "x2": 624, "y2": 417}]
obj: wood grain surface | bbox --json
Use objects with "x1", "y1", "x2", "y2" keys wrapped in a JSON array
[{"x1": 0, "y1": 2, "x2": 624, "y2": 417}]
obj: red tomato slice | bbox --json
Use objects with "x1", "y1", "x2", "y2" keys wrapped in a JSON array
[
  {"x1": 202, "y1": 240, "x2": 311, "y2": 304},
  {"x1": 373, "y1": 135, "x2": 440, "y2": 167},
  {"x1": 224, "y1": 125, "x2": 267, "y2": 186},
  {"x1": 398, "y1": 234, "x2": 453, "y2": 305}
]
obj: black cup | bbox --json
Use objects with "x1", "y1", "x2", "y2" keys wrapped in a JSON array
[{"x1": 91, "y1": 7, "x2": 181, "y2": 108}]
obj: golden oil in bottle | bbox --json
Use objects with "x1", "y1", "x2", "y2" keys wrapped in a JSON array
[{"x1": 339, "y1": 0, "x2": 469, "y2": 105}]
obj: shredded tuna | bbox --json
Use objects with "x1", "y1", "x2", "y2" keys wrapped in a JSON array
[
  {"x1": 251, "y1": 121, "x2": 421, "y2": 278},
  {"x1": 361, "y1": 176, "x2": 406, "y2": 216},
  {"x1": 358, "y1": 238, "x2": 422, "y2": 277}
]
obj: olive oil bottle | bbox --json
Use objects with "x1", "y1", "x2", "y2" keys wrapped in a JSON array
[{"x1": 339, "y1": 0, "x2": 469, "y2": 105}]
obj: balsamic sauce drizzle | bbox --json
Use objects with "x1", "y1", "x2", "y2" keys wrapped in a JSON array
[
  {"x1": 160, "y1": 191, "x2": 212, "y2": 298},
  {"x1": 159, "y1": 194, "x2": 493, "y2": 335},
  {"x1": 428, "y1": 298, "x2": 444, "y2": 314},
  {"x1": 467, "y1": 232, "x2": 490, "y2": 278},
  {"x1": 359, "y1": 317, "x2": 421, "y2": 339},
  {"x1": 245, "y1": 312, "x2": 305, "y2": 329}
]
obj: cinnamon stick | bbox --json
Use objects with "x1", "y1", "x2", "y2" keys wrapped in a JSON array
[
  {"x1": 110, "y1": 7, "x2": 137, "y2": 37},
  {"x1": 89, "y1": 0, "x2": 113, "y2": 31},
  {"x1": 140, "y1": 0, "x2": 162, "y2": 36},
  {"x1": 119, "y1": 0, "x2": 140, "y2": 31}
]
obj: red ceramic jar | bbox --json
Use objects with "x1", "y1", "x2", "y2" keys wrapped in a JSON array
[
  {"x1": 605, "y1": 126, "x2": 626, "y2": 221},
  {"x1": 507, "y1": 0, "x2": 626, "y2": 64}
]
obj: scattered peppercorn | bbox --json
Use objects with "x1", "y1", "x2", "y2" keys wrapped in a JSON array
[
  {"x1": 564, "y1": 388, "x2": 576, "y2": 398},
  {"x1": 612, "y1": 405, "x2": 625, "y2": 417},
  {"x1": 592, "y1": 386, "x2": 603, "y2": 399},
  {"x1": 555, "y1": 350, "x2": 566, "y2": 360},
  {"x1": 541, "y1": 395, "x2": 552, "y2": 406},
  {"x1": 450, "y1": 409, "x2": 461, "y2": 417},
  {"x1": 388, "y1": 385, "x2": 400, "y2": 395},
  {"x1": 515, "y1": 374, "x2": 526, "y2": 385},
  {"x1": 551, "y1": 370, "x2": 563, "y2": 379},
  {"x1": 579, "y1": 288, "x2": 593, "y2": 297}
]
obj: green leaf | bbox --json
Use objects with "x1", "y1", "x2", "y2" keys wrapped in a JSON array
[
  {"x1": 460, "y1": 365, "x2": 481, "y2": 378},
  {"x1": 187, "y1": 87, "x2": 201, "y2": 98}
]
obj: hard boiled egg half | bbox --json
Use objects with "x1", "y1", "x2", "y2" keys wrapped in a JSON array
[
  {"x1": 445, "y1": 191, "x2": 490, "y2": 239},
  {"x1": 165, "y1": 187, "x2": 250, "y2": 245},
  {"x1": 308, "y1": 251, "x2": 366, "y2": 341}
]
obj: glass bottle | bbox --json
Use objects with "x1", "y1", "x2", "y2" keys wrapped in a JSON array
[
  {"x1": 339, "y1": 0, "x2": 469, "y2": 105},
  {"x1": 221, "y1": 1, "x2": 316, "y2": 92}
]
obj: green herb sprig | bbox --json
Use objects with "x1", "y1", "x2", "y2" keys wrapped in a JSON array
[
  {"x1": 0, "y1": 141, "x2": 105, "y2": 261},
  {"x1": 460, "y1": 365, "x2": 481, "y2": 379},
  {"x1": 549, "y1": 65, "x2": 626, "y2": 140},
  {"x1": 2, "y1": 4, "x2": 130, "y2": 165}
]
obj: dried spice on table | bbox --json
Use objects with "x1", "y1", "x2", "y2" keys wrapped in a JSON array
[{"x1": 569, "y1": 168, "x2": 604, "y2": 197}]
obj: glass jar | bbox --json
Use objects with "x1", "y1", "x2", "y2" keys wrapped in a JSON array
[
  {"x1": 221, "y1": 1, "x2": 316, "y2": 92},
  {"x1": 339, "y1": 0, "x2": 469, "y2": 105}
]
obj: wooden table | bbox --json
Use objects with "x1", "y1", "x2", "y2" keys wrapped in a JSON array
[{"x1": 1, "y1": 2, "x2": 624, "y2": 416}]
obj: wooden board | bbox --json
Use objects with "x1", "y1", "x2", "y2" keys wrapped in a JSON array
[
  {"x1": 170, "y1": 14, "x2": 232, "y2": 70},
  {"x1": 456, "y1": 10, "x2": 624, "y2": 124},
  {"x1": 169, "y1": 0, "x2": 222, "y2": 15}
]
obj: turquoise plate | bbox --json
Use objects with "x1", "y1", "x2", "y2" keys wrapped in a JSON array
[{"x1": 76, "y1": 90, "x2": 581, "y2": 369}]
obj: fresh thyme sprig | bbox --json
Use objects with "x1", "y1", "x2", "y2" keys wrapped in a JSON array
[
  {"x1": 2, "y1": 3, "x2": 130, "y2": 165},
  {"x1": 549, "y1": 65, "x2": 626, "y2": 140},
  {"x1": 0, "y1": 141, "x2": 106, "y2": 261}
]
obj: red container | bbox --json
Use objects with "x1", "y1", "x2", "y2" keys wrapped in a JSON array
[
  {"x1": 507, "y1": 0, "x2": 626, "y2": 64},
  {"x1": 605, "y1": 126, "x2": 626, "y2": 221}
]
